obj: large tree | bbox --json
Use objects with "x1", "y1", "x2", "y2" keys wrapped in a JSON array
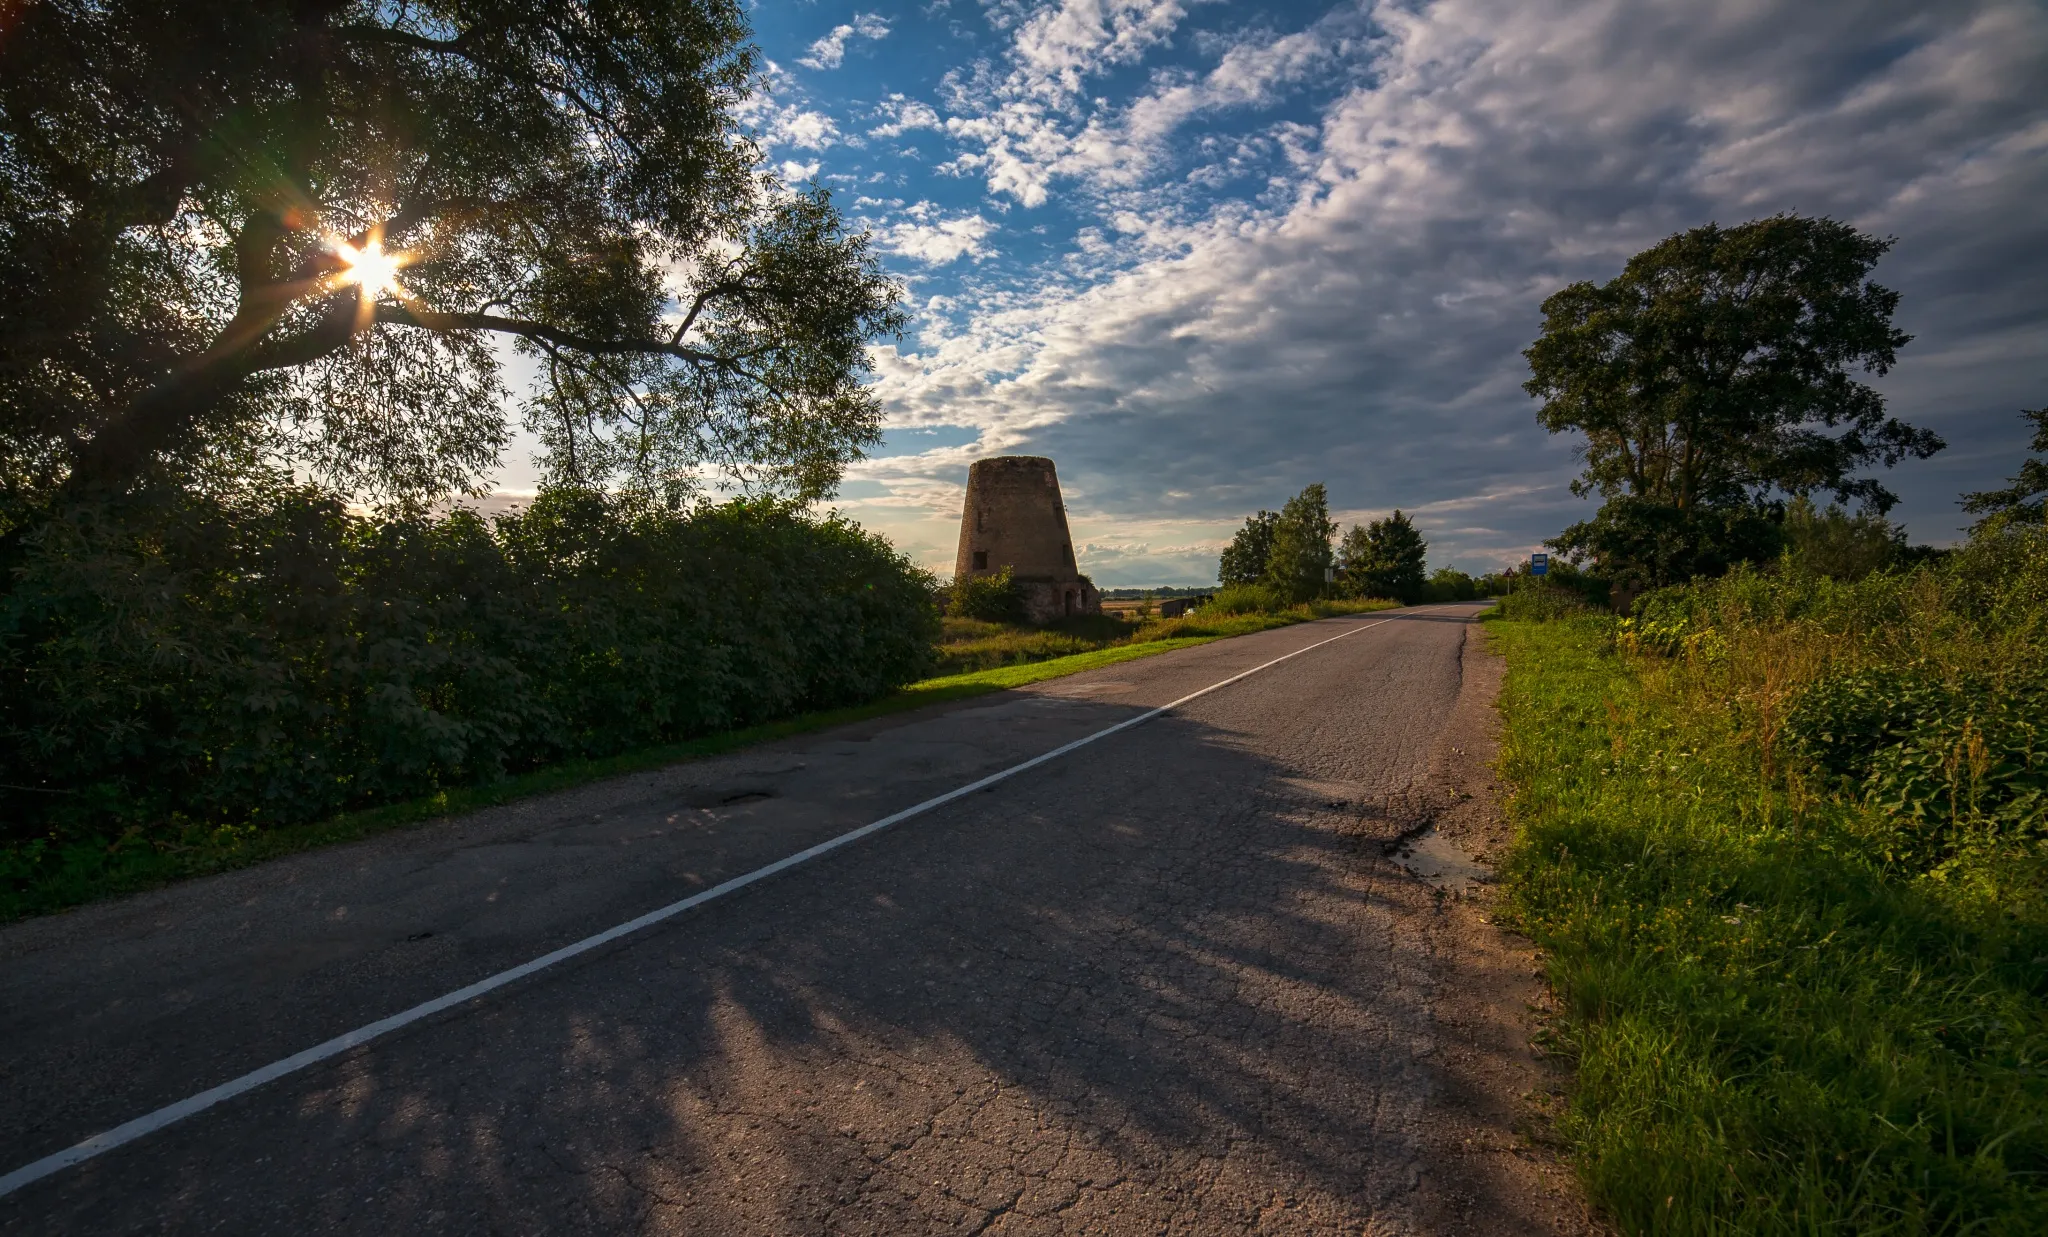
[
  {"x1": 0, "y1": 0, "x2": 903, "y2": 519},
  {"x1": 1524, "y1": 214, "x2": 1942, "y2": 589}
]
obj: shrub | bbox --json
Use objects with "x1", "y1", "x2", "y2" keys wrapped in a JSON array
[
  {"x1": 1203, "y1": 583, "x2": 1289, "y2": 615},
  {"x1": 947, "y1": 566, "x2": 1027, "y2": 623},
  {"x1": 1782, "y1": 496, "x2": 1904, "y2": 581},
  {"x1": 0, "y1": 485, "x2": 939, "y2": 845},
  {"x1": 1419, "y1": 567, "x2": 1480, "y2": 603},
  {"x1": 1491, "y1": 584, "x2": 1593, "y2": 621}
]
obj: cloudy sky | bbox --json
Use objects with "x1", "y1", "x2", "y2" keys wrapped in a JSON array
[{"x1": 512, "y1": 0, "x2": 2048, "y2": 584}]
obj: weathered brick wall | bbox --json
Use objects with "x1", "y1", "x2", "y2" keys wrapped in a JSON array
[{"x1": 954, "y1": 456, "x2": 1100, "y2": 619}]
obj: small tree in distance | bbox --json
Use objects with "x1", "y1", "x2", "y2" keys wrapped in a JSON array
[
  {"x1": 1219, "y1": 510, "x2": 1280, "y2": 587},
  {"x1": 1264, "y1": 484, "x2": 1338, "y2": 603},
  {"x1": 1338, "y1": 509, "x2": 1427, "y2": 602},
  {"x1": 1782, "y1": 496, "x2": 1904, "y2": 581}
]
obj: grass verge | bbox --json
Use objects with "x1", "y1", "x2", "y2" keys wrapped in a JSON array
[
  {"x1": 932, "y1": 596, "x2": 1396, "y2": 675},
  {"x1": 1490, "y1": 615, "x2": 2048, "y2": 1235},
  {"x1": 2, "y1": 599, "x2": 1392, "y2": 922}
]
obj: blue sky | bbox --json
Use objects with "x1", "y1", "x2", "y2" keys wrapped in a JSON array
[{"x1": 511, "y1": 1, "x2": 2048, "y2": 585}]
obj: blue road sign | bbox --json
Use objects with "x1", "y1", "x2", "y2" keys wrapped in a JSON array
[{"x1": 1531, "y1": 553, "x2": 1549, "y2": 577}]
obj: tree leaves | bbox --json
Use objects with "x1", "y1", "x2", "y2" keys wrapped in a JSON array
[
  {"x1": 1219, "y1": 509, "x2": 1279, "y2": 589},
  {"x1": 1337, "y1": 509, "x2": 1426, "y2": 603},
  {"x1": 1264, "y1": 483, "x2": 1338, "y2": 604},
  {"x1": 1524, "y1": 214, "x2": 1943, "y2": 589}
]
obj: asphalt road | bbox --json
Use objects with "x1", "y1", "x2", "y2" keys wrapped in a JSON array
[{"x1": 0, "y1": 601, "x2": 1553, "y2": 1234}]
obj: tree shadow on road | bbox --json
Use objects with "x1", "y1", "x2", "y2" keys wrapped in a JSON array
[{"x1": 19, "y1": 641, "x2": 1547, "y2": 1234}]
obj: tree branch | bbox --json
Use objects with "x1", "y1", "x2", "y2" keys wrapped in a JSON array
[
  {"x1": 374, "y1": 304, "x2": 719, "y2": 365},
  {"x1": 245, "y1": 294, "x2": 362, "y2": 373},
  {"x1": 336, "y1": 22, "x2": 643, "y2": 162},
  {"x1": 334, "y1": 25, "x2": 481, "y2": 57}
]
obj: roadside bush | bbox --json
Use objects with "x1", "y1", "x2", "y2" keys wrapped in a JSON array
[
  {"x1": 1418, "y1": 567, "x2": 1481, "y2": 603},
  {"x1": 947, "y1": 566, "x2": 1027, "y2": 623},
  {"x1": 1782, "y1": 495, "x2": 1905, "y2": 582},
  {"x1": 0, "y1": 484, "x2": 939, "y2": 845},
  {"x1": 1203, "y1": 583, "x2": 1289, "y2": 615},
  {"x1": 1492, "y1": 583, "x2": 1594, "y2": 621}
]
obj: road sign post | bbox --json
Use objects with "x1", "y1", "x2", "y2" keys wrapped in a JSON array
[{"x1": 1531, "y1": 552, "x2": 1549, "y2": 578}]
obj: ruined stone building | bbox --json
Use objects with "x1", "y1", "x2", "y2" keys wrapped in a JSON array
[{"x1": 954, "y1": 456, "x2": 1101, "y2": 622}]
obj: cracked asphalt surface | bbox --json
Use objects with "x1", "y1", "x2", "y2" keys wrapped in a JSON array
[{"x1": 1, "y1": 601, "x2": 1591, "y2": 1234}]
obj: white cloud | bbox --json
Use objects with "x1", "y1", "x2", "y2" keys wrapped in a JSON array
[
  {"x1": 1009, "y1": 0, "x2": 1190, "y2": 100},
  {"x1": 934, "y1": 6, "x2": 1361, "y2": 206},
  {"x1": 779, "y1": 159, "x2": 822, "y2": 182},
  {"x1": 870, "y1": 95, "x2": 945, "y2": 139},
  {"x1": 880, "y1": 205, "x2": 999, "y2": 265},
  {"x1": 799, "y1": 13, "x2": 892, "y2": 71},
  {"x1": 773, "y1": 109, "x2": 842, "y2": 150}
]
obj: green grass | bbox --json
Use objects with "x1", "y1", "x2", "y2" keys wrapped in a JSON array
[
  {"x1": 1, "y1": 598, "x2": 1395, "y2": 921},
  {"x1": 1490, "y1": 615, "x2": 2048, "y2": 1235},
  {"x1": 931, "y1": 597, "x2": 1396, "y2": 675}
]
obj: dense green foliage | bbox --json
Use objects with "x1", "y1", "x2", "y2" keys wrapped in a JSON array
[
  {"x1": 1105, "y1": 593, "x2": 1212, "y2": 606},
  {"x1": 1525, "y1": 215, "x2": 1942, "y2": 592},
  {"x1": 1337, "y1": 508, "x2": 1427, "y2": 602},
  {"x1": 947, "y1": 565, "x2": 1027, "y2": 624},
  {"x1": 0, "y1": 0, "x2": 902, "y2": 518},
  {"x1": 1263, "y1": 483, "x2": 1338, "y2": 603},
  {"x1": 0, "y1": 487, "x2": 938, "y2": 850},
  {"x1": 1494, "y1": 554, "x2": 1612, "y2": 617},
  {"x1": 1219, "y1": 509, "x2": 1280, "y2": 588},
  {"x1": 1203, "y1": 583, "x2": 1290, "y2": 615},
  {"x1": 1218, "y1": 484, "x2": 1339, "y2": 601},
  {"x1": 1417, "y1": 566, "x2": 1495, "y2": 603},
  {"x1": 1544, "y1": 495, "x2": 1786, "y2": 596},
  {"x1": 1493, "y1": 524, "x2": 2048, "y2": 1234},
  {"x1": 1781, "y1": 496, "x2": 1908, "y2": 582},
  {"x1": 1490, "y1": 584, "x2": 1595, "y2": 622}
]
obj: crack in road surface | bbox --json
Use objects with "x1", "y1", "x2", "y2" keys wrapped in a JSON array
[{"x1": 0, "y1": 602, "x2": 1595, "y2": 1234}]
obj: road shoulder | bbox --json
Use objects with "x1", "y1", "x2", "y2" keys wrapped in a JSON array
[{"x1": 1405, "y1": 620, "x2": 1605, "y2": 1235}]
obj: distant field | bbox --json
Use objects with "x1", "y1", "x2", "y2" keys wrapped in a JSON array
[{"x1": 1096, "y1": 596, "x2": 1208, "y2": 620}]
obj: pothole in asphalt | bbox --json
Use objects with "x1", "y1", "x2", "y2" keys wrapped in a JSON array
[{"x1": 1391, "y1": 828, "x2": 1491, "y2": 891}]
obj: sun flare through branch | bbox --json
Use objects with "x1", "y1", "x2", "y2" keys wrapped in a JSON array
[{"x1": 331, "y1": 237, "x2": 408, "y2": 300}]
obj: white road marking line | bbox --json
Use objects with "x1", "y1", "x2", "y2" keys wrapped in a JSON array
[{"x1": 0, "y1": 605, "x2": 1465, "y2": 1198}]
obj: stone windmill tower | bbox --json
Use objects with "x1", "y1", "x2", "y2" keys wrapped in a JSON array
[{"x1": 954, "y1": 456, "x2": 1100, "y2": 622}]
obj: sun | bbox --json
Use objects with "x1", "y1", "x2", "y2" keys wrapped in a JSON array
[{"x1": 332, "y1": 238, "x2": 408, "y2": 300}]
